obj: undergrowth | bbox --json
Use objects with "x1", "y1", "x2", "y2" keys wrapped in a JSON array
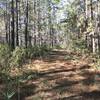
[
  {"x1": 0, "y1": 43, "x2": 51, "y2": 100},
  {"x1": 0, "y1": 44, "x2": 51, "y2": 71}
]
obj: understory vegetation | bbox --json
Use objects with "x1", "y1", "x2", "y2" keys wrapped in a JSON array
[
  {"x1": 0, "y1": 43, "x2": 52, "y2": 100},
  {"x1": 0, "y1": 43, "x2": 51, "y2": 69}
]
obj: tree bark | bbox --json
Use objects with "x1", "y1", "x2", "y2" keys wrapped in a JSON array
[{"x1": 11, "y1": 0, "x2": 15, "y2": 49}]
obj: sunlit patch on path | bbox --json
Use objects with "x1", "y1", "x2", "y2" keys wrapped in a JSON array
[{"x1": 1, "y1": 50, "x2": 100, "y2": 100}]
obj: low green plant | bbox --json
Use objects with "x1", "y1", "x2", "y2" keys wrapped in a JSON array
[
  {"x1": 55, "y1": 45, "x2": 62, "y2": 49},
  {"x1": 10, "y1": 47, "x2": 27, "y2": 67},
  {"x1": 9, "y1": 45, "x2": 51, "y2": 67},
  {"x1": 39, "y1": 44, "x2": 51, "y2": 56},
  {"x1": 65, "y1": 55, "x2": 73, "y2": 60},
  {"x1": 27, "y1": 46, "x2": 40, "y2": 58},
  {"x1": 0, "y1": 44, "x2": 52, "y2": 100},
  {"x1": 0, "y1": 44, "x2": 11, "y2": 71},
  {"x1": 1, "y1": 73, "x2": 16, "y2": 100},
  {"x1": 27, "y1": 45, "x2": 51, "y2": 58},
  {"x1": 0, "y1": 44, "x2": 51, "y2": 68},
  {"x1": 2, "y1": 88, "x2": 15, "y2": 100},
  {"x1": 72, "y1": 39, "x2": 88, "y2": 54}
]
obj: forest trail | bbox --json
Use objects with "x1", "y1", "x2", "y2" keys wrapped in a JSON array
[
  {"x1": 0, "y1": 50, "x2": 100, "y2": 100},
  {"x1": 0, "y1": 0, "x2": 100, "y2": 99},
  {"x1": 11, "y1": 50, "x2": 100, "y2": 100},
  {"x1": 23, "y1": 50, "x2": 91, "y2": 73}
]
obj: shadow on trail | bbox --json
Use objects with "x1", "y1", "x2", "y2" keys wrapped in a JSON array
[
  {"x1": 60, "y1": 90, "x2": 100, "y2": 100},
  {"x1": 13, "y1": 68, "x2": 99, "y2": 100},
  {"x1": 42, "y1": 50, "x2": 70, "y2": 62},
  {"x1": 14, "y1": 50, "x2": 100, "y2": 100},
  {"x1": 0, "y1": 50, "x2": 100, "y2": 100}
]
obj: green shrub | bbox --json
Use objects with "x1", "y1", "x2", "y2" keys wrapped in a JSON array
[
  {"x1": 27, "y1": 45, "x2": 51, "y2": 58},
  {"x1": 39, "y1": 45, "x2": 51, "y2": 56},
  {"x1": 0, "y1": 44, "x2": 51, "y2": 68},
  {"x1": 10, "y1": 47, "x2": 27, "y2": 67},
  {"x1": 32, "y1": 46, "x2": 41, "y2": 57},
  {"x1": 55, "y1": 45, "x2": 62, "y2": 49},
  {"x1": 0, "y1": 44, "x2": 11, "y2": 71},
  {"x1": 1, "y1": 74, "x2": 16, "y2": 100},
  {"x1": 72, "y1": 39, "x2": 88, "y2": 54},
  {"x1": 26, "y1": 46, "x2": 39, "y2": 58}
]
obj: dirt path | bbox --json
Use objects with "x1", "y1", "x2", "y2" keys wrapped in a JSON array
[
  {"x1": 15, "y1": 50, "x2": 99, "y2": 100},
  {"x1": 1, "y1": 50, "x2": 100, "y2": 100}
]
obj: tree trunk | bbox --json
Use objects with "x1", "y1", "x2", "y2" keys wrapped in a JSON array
[
  {"x1": 16, "y1": 0, "x2": 19, "y2": 46},
  {"x1": 11, "y1": 0, "x2": 15, "y2": 49},
  {"x1": 25, "y1": 0, "x2": 29, "y2": 48},
  {"x1": 90, "y1": 0, "x2": 93, "y2": 20}
]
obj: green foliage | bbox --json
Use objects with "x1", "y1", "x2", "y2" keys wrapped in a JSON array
[
  {"x1": 1, "y1": 74, "x2": 16, "y2": 100},
  {"x1": 27, "y1": 46, "x2": 40, "y2": 58},
  {"x1": 0, "y1": 40, "x2": 87, "y2": 100},
  {"x1": 0, "y1": 43, "x2": 51, "y2": 69},
  {"x1": 65, "y1": 55, "x2": 73, "y2": 60},
  {"x1": 27, "y1": 45, "x2": 51, "y2": 58},
  {"x1": 96, "y1": 59, "x2": 100, "y2": 70},
  {"x1": 72, "y1": 39, "x2": 88, "y2": 54},
  {"x1": 0, "y1": 44, "x2": 11, "y2": 71},
  {"x1": 65, "y1": 2, "x2": 77, "y2": 30},
  {"x1": 55, "y1": 45, "x2": 62, "y2": 49},
  {"x1": 91, "y1": 54, "x2": 100, "y2": 70},
  {"x1": 53, "y1": 0, "x2": 60, "y2": 3},
  {"x1": 39, "y1": 44, "x2": 51, "y2": 56},
  {"x1": 2, "y1": 88, "x2": 15, "y2": 100},
  {"x1": 10, "y1": 47, "x2": 27, "y2": 67},
  {"x1": 9, "y1": 45, "x2": 51, "y2": 67}
]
